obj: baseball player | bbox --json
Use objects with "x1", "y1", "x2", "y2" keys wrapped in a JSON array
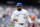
[{"x1": 11, "y1": 3, "x2": 32, "y2": 27}]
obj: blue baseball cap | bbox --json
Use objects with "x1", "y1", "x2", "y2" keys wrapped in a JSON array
[{"x1": 16, "y1": 3, "x2": 22, "y2": 6}]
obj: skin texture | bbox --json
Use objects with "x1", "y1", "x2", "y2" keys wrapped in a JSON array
[{"x1": 13, "y1": 18, "x2": 18, "y2": 22}]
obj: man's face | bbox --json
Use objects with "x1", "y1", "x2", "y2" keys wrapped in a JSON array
[{"x1": 17, "y1": 6, "x2": 22, "y2": 11}]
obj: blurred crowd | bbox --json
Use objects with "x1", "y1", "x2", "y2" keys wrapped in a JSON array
[{"x1": 0, "y1": 5, "x2": 40, "y2": 27}]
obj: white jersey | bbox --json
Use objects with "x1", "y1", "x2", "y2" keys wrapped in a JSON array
[{"x1": 11, "y1": 9, "x2": 32, "y2": 23}]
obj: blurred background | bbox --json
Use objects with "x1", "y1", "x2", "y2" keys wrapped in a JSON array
[{"x1": 0, "y1": 0, "x2": 40, "y2": 27}]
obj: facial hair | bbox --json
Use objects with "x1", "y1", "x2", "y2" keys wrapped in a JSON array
[{"x1": 17, "y1": 8, "x2": 22, "y2": 11}]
